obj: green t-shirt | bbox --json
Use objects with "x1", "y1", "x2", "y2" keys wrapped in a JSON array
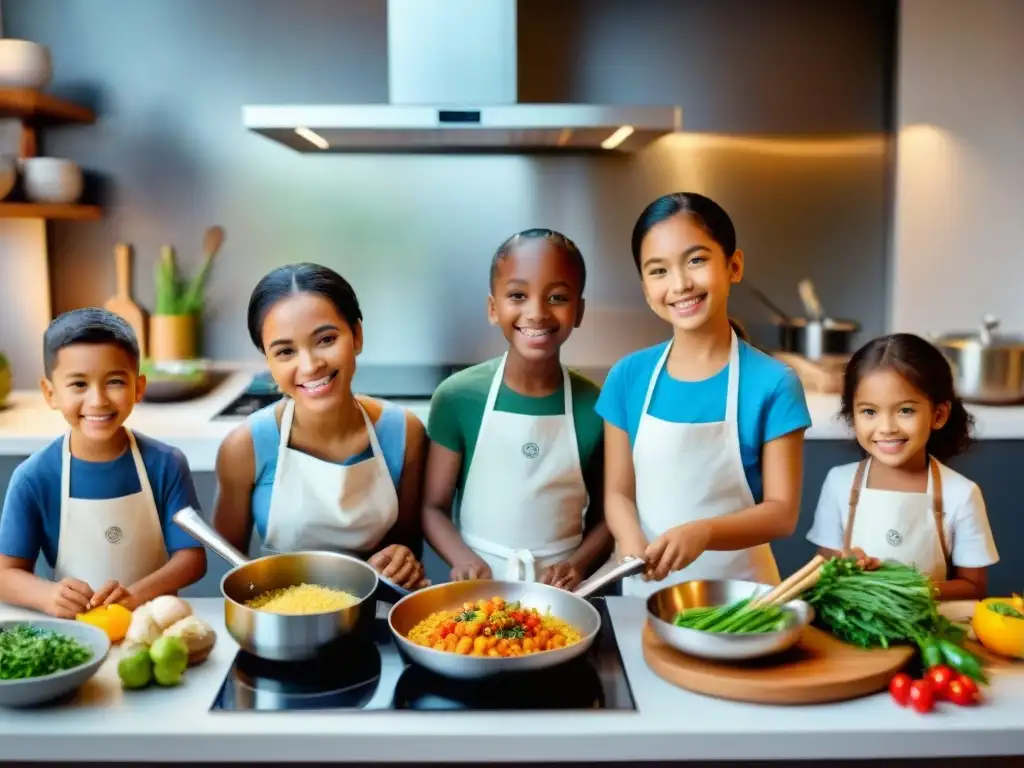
[{"x1": 427, "y1": 357, "x2": 604, "y2": 507}]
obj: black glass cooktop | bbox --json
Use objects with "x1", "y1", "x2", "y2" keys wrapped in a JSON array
[{"x1": 210, "y1": 597, "x2": 635, "y2": 712}]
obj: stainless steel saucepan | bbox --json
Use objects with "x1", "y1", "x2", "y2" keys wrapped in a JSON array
[
  {"x1": 174, "y1": 507, "x2": 383, "y2": 662},
  {"x1": 931, "y1": 315, "x2": 1024, "y2": 404},
  {"x1": 645, "y1": 579, "x2": 814, "y2": 661},
  {"x1": 387, "y1": 557, "x2": 645, "y2": 680},
  {"x1": 746, "y1": 281, "x2": 859, "y2": 360}
]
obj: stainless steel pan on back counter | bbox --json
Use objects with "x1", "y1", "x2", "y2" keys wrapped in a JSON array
[{"x1": 932, "y1": 315, "x2": 1024, "y2": 404}]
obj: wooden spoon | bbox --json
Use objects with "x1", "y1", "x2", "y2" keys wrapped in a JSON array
[
  {"x1": 203, "y1": 225, "x2": 225, "y2": 259},
  {"x1": 181, "y1": 226, "x2": 225, "y2": 314}
]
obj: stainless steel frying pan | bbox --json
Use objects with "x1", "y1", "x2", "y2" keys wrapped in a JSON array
[
  {"x1": 387, "y1": 557, "x2": 645, "y2": 679},
  {"x1": 174, "y1": 507, "x2": 383, "y2": 662},
  {"x1": 645, "y1": 578, "x2": 814, "y2": 661}
]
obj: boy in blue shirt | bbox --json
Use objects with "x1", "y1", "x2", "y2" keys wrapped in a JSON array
[{"x1": 0, "y1": 308, "x2": 206, "y2": 617}]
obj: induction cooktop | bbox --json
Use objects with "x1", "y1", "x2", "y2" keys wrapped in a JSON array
[{"x1": 209, "y1": 597, "x2": 635, "y2": 712}]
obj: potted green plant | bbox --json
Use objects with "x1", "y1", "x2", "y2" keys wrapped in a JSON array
[{"x1": 149, "y1": 227, "x2": 223, "y2": 362}]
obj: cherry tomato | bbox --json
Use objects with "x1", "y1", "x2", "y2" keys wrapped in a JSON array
[
  {"x1": 908, "y1": 679, "x2": 934, "y2": 713},
  {"x1": 510, "y1": 611, "x2": 525, "y2": 624},
  {"x1": 925, "y1": 665, "x2": 955, "y2": 699},
  {"x1": 957, "y1": 675, "x2": 981, "y2": 700},
  {"x1": 888, "y1": 673, "x2": 913, "y2": 706},
  {"x1": 947, "y1": 679, "x2": 977, "y2": 706},
  {"x1": 525, "y1": 615, "x2": 541, "y2": 630}
]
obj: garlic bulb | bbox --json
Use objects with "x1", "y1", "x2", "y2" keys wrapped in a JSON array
[
  {"x1": 146, "y1": 596, "x2": 192, "y2": 630},
  {"x1": 162, "y1": 616, "x2": 216, "y2": 665},
  {"x1": 125, "y1": 606, "x2": 162, "y2": 646}
]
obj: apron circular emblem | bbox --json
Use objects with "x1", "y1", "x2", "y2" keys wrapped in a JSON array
[
  {"x1": 522, "y1": 442, "x2": 540, "y2": 459},
  {"x1": 105, "y1": 526, "x2": 123, "y2": 544},
  {"x1": 886, "y1": 529, "x2": 903, "y2": 547}
]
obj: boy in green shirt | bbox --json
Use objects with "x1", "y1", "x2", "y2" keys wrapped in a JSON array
[{"x1": 422, "y1": 229, "x2": 612, "y2": 590}]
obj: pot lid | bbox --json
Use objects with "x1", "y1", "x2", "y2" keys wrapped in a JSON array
[{"x1": 934, "y1": 315, "x2": 1024, "y2": 349}]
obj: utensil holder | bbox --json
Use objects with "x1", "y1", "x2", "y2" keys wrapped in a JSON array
[{"x1": 150, "y1": 314, "x2": 196, "y2": 361}]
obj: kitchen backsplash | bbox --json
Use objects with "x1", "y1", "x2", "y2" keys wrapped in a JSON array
[{"x1": 0, "y1": 0, "x2": 894, "y2": 382}]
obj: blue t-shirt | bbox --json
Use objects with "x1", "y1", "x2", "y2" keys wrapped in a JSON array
[
  {"x1": 0, "y1": 432, "x2": 203, "y2": 568},
  {"x1": 595, "y1": 340, "x2": 812, "y2": 502},
  {"x1": 248, "y1": 400, "x2": 407, "y2": 541}
]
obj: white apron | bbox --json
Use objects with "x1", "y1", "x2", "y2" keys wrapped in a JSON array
[
  {"x1": 623, "y1": 330, "x2": 780, "y2": 597},
  {"x1": 844, "y1": 457, "x2": 949, "y2": 582},
  {"x1": 459, "y1": 354, "x2": 587, "y2": 581},
  {"x1": 262, "y1": 398, "x2": 399, "y2": 556},
  {"x1": 53, "y1": 429, "x2": 169, "y2": 588}
]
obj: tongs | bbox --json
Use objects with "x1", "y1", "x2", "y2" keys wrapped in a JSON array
[{"x1": 749, "y1": 555, "x2": 825, "y2": 609}]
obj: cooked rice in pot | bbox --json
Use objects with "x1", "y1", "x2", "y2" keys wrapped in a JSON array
[{"x1": 244, "y1": 583, "x2": 359, "y2": 614}]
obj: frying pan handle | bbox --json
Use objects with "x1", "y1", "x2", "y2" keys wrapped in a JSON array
[
  {"x1": 173, "y1": 506, "x2": 250, "y2": 569},
  {"x1": 572, "y1": 556, "x2": 646, "y2": 600}
]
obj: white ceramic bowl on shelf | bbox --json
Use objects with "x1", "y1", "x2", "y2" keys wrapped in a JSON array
[
  {"x1": 0, "y1": 39, "x2": 52, "y2": 89},
  {"x1": 21, "y1": 157, "x2": 83, "y2": 204}
]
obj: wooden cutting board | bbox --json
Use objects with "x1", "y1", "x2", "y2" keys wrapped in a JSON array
[
  {"x1": 103, "y1": 243, "x2": 147, "y2": 356},
  {"x1": 642, "y1": 621, "x2": 914, "y2": 705}
]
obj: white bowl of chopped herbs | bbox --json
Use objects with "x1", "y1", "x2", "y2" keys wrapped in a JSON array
[{"x1": 0, "y1": 620, "x2": 111, "y2": 707}]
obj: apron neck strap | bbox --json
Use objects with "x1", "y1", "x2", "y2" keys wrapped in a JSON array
[
  {"x1": 929, "y1": 457, "x2": 949, "y2": 564},
  {"x1": 843, "y1": 459, "x2": 870, "y2": 552},
  {"x1": 280, "y1": 396, "x2": 388, "y2": 466},
  {"x1": 486, "y1": 352, "x2": 574, "y2": 418},
  {"x1": 643, "y1": 329, "x2": 740, "y2": 418}
]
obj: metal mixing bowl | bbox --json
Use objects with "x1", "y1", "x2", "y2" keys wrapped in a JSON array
[{"x1": 646, "y1": 579, "x2": 814, "y2": 661}]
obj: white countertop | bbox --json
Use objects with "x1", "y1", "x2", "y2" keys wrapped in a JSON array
[
  {"x1": 1, "y1": 371, "x2": 1023, "y2": 470},
  {"x1": 0, "y1": 597, "x2": 1021, "y2": 763}
]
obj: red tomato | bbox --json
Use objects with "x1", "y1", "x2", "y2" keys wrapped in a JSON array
[
  {"x1": 440, "y1": 620, "x2": 456, "y2": 637},
  {"x1": 510, "y1": 611, "x2": 525, "y2": 624},
  {"x1": 957, "y1": 675, "x2": 980, "y2": 699},
  {"x1": 888, "y1": 673, "x2": 913, "y2": 706},
  {"x1": 525, "y1": 615, "x2": 541, "y2": 630},
  {"x1": 925, "y1": 665, "x2": 955, "y2": 699},
  {"x1": 908, "y1": 680, "x2": 934, "y2": 713},
  {"x1": 947, "y1": 679, "x2": 977, "y2": 706}
]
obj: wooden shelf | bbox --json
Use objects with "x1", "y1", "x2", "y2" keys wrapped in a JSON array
[
  {"x1": 0, "y1": 203, "x2": 102, "y2": 220},
  {"x1": 0, "y1": 88, "x2": 95, "y2": 124}
]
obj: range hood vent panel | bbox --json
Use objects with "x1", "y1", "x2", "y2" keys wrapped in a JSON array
[{"x1": 243, "y1": 0, "x2": 682, "y2": 154}]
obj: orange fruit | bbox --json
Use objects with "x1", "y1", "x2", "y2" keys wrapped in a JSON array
[{"x1": 77, "y1": 603, "x2": 133, "y2": 643}]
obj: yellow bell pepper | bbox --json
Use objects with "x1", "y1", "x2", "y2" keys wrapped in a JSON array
[
  {"x1": 77, "y1": 604, "x2": 133, "y2": 643},
  {"x1": 971, "y1": 596, "x2": 1024, "y2": 660}
]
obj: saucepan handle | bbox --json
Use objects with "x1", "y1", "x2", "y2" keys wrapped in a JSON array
[
  {"x1": 173, "y1": 506, "x2": 250, "y2": 569},
  {"x1": 572, "y1": 555, "x2": 646, "y2": 600}
]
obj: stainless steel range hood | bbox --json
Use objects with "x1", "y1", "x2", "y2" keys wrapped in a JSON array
[{"x1": 243, "y1": 0, "x2": 682, "y2": 154}]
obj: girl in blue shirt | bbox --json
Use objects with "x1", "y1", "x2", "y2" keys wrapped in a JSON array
[{"x1": 596, "y1": 192, "x2": 812, "y2": 597}]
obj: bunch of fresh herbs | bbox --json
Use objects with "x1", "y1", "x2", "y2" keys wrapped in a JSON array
[{"x1": 802, "y1": 558, "x2": 986, "y2": 682}]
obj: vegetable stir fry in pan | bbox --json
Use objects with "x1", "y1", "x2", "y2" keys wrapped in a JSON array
[{"x1": 407, "y1": 596, "x2": 582, "y2": 657}]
